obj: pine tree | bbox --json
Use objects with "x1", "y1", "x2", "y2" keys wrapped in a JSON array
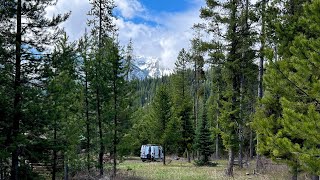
[
  {"x1": 104, "y1": 37, "x2": 130, "y2": 177},
  {"x1": 254, "y1": 0, "x2": 320, "y2": 178},
  {"x1": 46, "y1": 33, "x2": 84, "y2": 179},
  {"x1": 206, "y1": 66, "x2": 224, "y2": 160},
  {"x1": 78, "y1": 30, "x2": 93, "y2": 172},
  {"x1": 152, "y1": 85, "x2": 172, "y2": 165},
  {"x1": 87, "y1": 0, "x2": 117, "y2": 176},
  {"x1": 172, "y1": 48, "x2": 194, "y2": 162},
  {"x1": 195, "y1": 100, "x2": 214, "y2": 165},
  {"x1": 200, "y1": 0, "x2": 257, "y2": 175},
  {"x1": 0, "y1": 1, "x2": 69, "y2": 178}
]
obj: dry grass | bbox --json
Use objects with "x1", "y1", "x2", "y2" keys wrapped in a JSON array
[{"x1": 116, "y1": 157, "x2": 291, "y2": 180}]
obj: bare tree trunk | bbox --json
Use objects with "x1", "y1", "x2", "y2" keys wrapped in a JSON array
[
  {"x1": 11, "y1": 1, "x2": 22, "y2": 179},
  {"x1": 290, "y1": 166, "x2": 298, "y2": 180},
  {"x1": 256, "y1": 0, "x2": 266, "y2": 173},
  {"x1": 238, "y1": 75, "x2": 244, "y2": 169},
  {"x1": 64, "y1": 158, "x2": 69, "y2": 180},
  {"x1": 52, "y1": 122, "x2": 57, "y2": 180},
  {"x1": 0, "y1": 158, "x2": 3, "y2": 180},
  {"x1": 215, "y1": 84, "x2": 220, "y2": 160},
  {"x1": 163, "y1": 144, "x2": 166, "y2": 165},
  {"x1": 112, "y1": 79, "x2": 118, "y2": 178},
  {"x1": 85, "y1": 68, "x2": 90, "y2": 172},
  {"x1": 98, "y1": 95, "x2": 104, "y2": 176},
  {"x1": 215, "y1": 126, "x2": 219, "y2": 159},
  {"x1": 187, "y1": 149, "x2": 190, "y2": 163},
  {"x1": 226, "y1": 148, "x2": 235, "y2": 176},
  {"x1": 249, "y1": 130, "x2": 253, "y2": 159},
  {"x1": 97, "y1": 0, "x2": 105, "y2": 176}
]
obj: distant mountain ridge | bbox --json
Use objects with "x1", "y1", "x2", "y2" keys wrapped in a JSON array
[{"x1": 128, "y1": 56, "x2": 173, "y2": 80}]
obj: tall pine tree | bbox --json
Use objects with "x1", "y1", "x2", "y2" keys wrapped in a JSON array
[{"x1": 0, "y1": 1, "x2": 69, "y2": 178}]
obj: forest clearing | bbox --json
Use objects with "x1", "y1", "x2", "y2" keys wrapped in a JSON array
[
  {"x1": 71, "y1": 157, "x2": 292, "y2": 180},
  {"x1": 1, "y1": 0, "x2": 320, "y2": 179}
]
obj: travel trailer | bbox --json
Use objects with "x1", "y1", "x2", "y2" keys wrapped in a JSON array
[{"x1": 140, "y1": 144, "x2": 163, "y2": 162}]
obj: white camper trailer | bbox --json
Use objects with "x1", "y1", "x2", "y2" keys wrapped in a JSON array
[{"x1": 140, "y1": 144, "x2": 163, "y2": 162}]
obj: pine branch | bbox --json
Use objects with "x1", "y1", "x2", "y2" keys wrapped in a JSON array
[{"x1": 269, "y1": 59, "x2": 320, "y2": 105}]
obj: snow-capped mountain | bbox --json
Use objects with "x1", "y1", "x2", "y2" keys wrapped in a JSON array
[{"x1": 129, "y1": 56, "x2": 173, "y2": 80}]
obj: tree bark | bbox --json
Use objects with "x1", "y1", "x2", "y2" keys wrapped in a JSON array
[
  {"x1": 0, "y1": 158, "x2": 3, "y2": 180},
  {"x1": 238, "y1": 75, "x2": 244, "y2": 169},
  {"x1": 249, "y1": 130, "x2": 253, "y2": 159},
  {"x1": 290, "y1": 165, "x2": 298, "y2": 180},
  {"x1": 187, "y1": 149, "x2": 190, "y2": 163},
  {"x1": 226, "y1": 148, "x2": 235, "y2": 176},
  {"x1": 52, "y1": 122, "x2": 57, "y2": 180},
  {"x1": 98, "y1": 94, "x2": 104, "y2": 176},
  {"x1": 64, "y1": 159, "x2": 69, "y2": 180},
  {"x1": 85, "y1": 58, "x2": 90, "y2": 172},
  {"x1": 215, "y1": 83, "x2": 220, "y2": 160},
  {"x1": 11, "y1": 0, "x2": 22, "y2": 179},
  {"x1": 112, "y1": 76, "x2": 118, "y2": 178},
  {"x1": 163, "y1": 145, "x2": 166, "y2": 165},
  {"x1": 256, "y1": 0, "x2": 266, "y2": 173}
]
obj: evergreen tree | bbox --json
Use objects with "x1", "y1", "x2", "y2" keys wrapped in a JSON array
[
  {"x1": 46, "y1": 33, "x2": 84, "y2": 179},
  {"x1": 152, "y1": 85, "x2": 172, "y2": 165},
  {"x1": 195, "y1": 100, "x2": 214, "y2": 165},
  {"x1": 104, "y1": 37, "x2": 130, "y2": 177},
  {"x1": 206, "y1": 66, "x2": 224, "y2": 160},
  {"x1": 200, "y1": 0, "x2": 257, "y2": 175},
  {"x1": 254, "y1": 0, "x2": 320, "y2": 178},
  {"x1": 0, "y1": 0, "x2": 69, "y2": 178},
  {"x1": 78, "y1": 29, "x2": 94, "y2": 172},
  {"x1": 87, "y1": 0, "x2": 117, "y2": 176},
  {"x1": 172, "y1": 49, "x2": 194, "y2": 162}
]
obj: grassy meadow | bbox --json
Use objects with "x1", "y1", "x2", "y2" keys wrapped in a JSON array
[{"x1": 115, "y1": 157, "x2": 291, "y2": 180}]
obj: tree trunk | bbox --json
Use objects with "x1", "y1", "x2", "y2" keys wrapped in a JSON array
[
  {"x1": 256, "y1": 0, "x2": 266, "y2": 173},
  {"x1": 187, "y1": 149, "x2": 190, "y2": 163},
  {"x1": 215, "y1": 84, "x2": 220, "y2": 160},
  {"x1": 64, "y1": 159, "x2": 69, "y2": 180},
  {"x1": 85, "y1": 68, "x2": 90, "y2": 172},
  {"x1": 1, "y1": 158, "x2": 3, "y2": 180},
  {"x1": 249, "y1": 130, "x2": 253, "y2": 159},
  {"x1": 11, "y1": 1, "x2": 22, "y2": 179},
  {"x1": 226, "y1": 148, "x2": 235, "y2": 176},
  {"x1": 98, "y1": 95, "x2": 104, "y2": 176},
  {"x1": 112, "y1": 79, "x2": 118, "y2": 178},
  {"x1": 163, "y1": 145, "x2": 166, "y2": 165},
  {"x1": 238, "y1": 75, "x2": 244, "y2": 169},
  {"x1": 290, "y1": 165, "x2": 298, "y2": 180},
  {"x1": 98, "y1": 0, "x2": 104, "y2": 176},
  {"x1": 239, "y1": 139, "x2": 243, "y2": 168},
  {"x1": 52, "y1": 124, "x2": 57, "y2": 180}
]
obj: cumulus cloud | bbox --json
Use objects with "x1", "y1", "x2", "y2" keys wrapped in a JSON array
[
  {"x1": 114, "y1": 0, "x2": 145, "y2": 19},
  {"x1": 45, "y1": 0, "x2": 90, "y2": 41},
  {"x1": 45, "y1": 0, "x2": 204, "y2": 69},
  {"x1": 116, "y1": 6, "x2": 203, "y2": 69}
]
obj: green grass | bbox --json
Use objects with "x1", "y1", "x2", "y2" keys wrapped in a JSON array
[{"x1": 117, "y1": 158, "x2": 290, "y2": 180}]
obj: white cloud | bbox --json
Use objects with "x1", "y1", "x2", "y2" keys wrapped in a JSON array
[
  {"x1": 114, "y1": 0, "x2": 145, "y2": 19},
  {"x1": 116, "y1": 5, "x2": 204, "y2": 69},
  {"x1": 45, "y1": 0, "x2": 204, "y2": 69},
  {"x1": 45, "y1": 0, "x2": 90, "y2": 41}
]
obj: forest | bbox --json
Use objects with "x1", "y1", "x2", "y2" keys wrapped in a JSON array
[{"x1": 0, "y1": 0, "x2": 319, "y2": 179}]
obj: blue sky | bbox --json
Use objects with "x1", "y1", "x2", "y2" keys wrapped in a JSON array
[
  {"x1": 46, "y1": 0, "x2": 204, "y2": 69},
  {"x1": 140, "y1": 0, "x2": 194, "y2": 13}
]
